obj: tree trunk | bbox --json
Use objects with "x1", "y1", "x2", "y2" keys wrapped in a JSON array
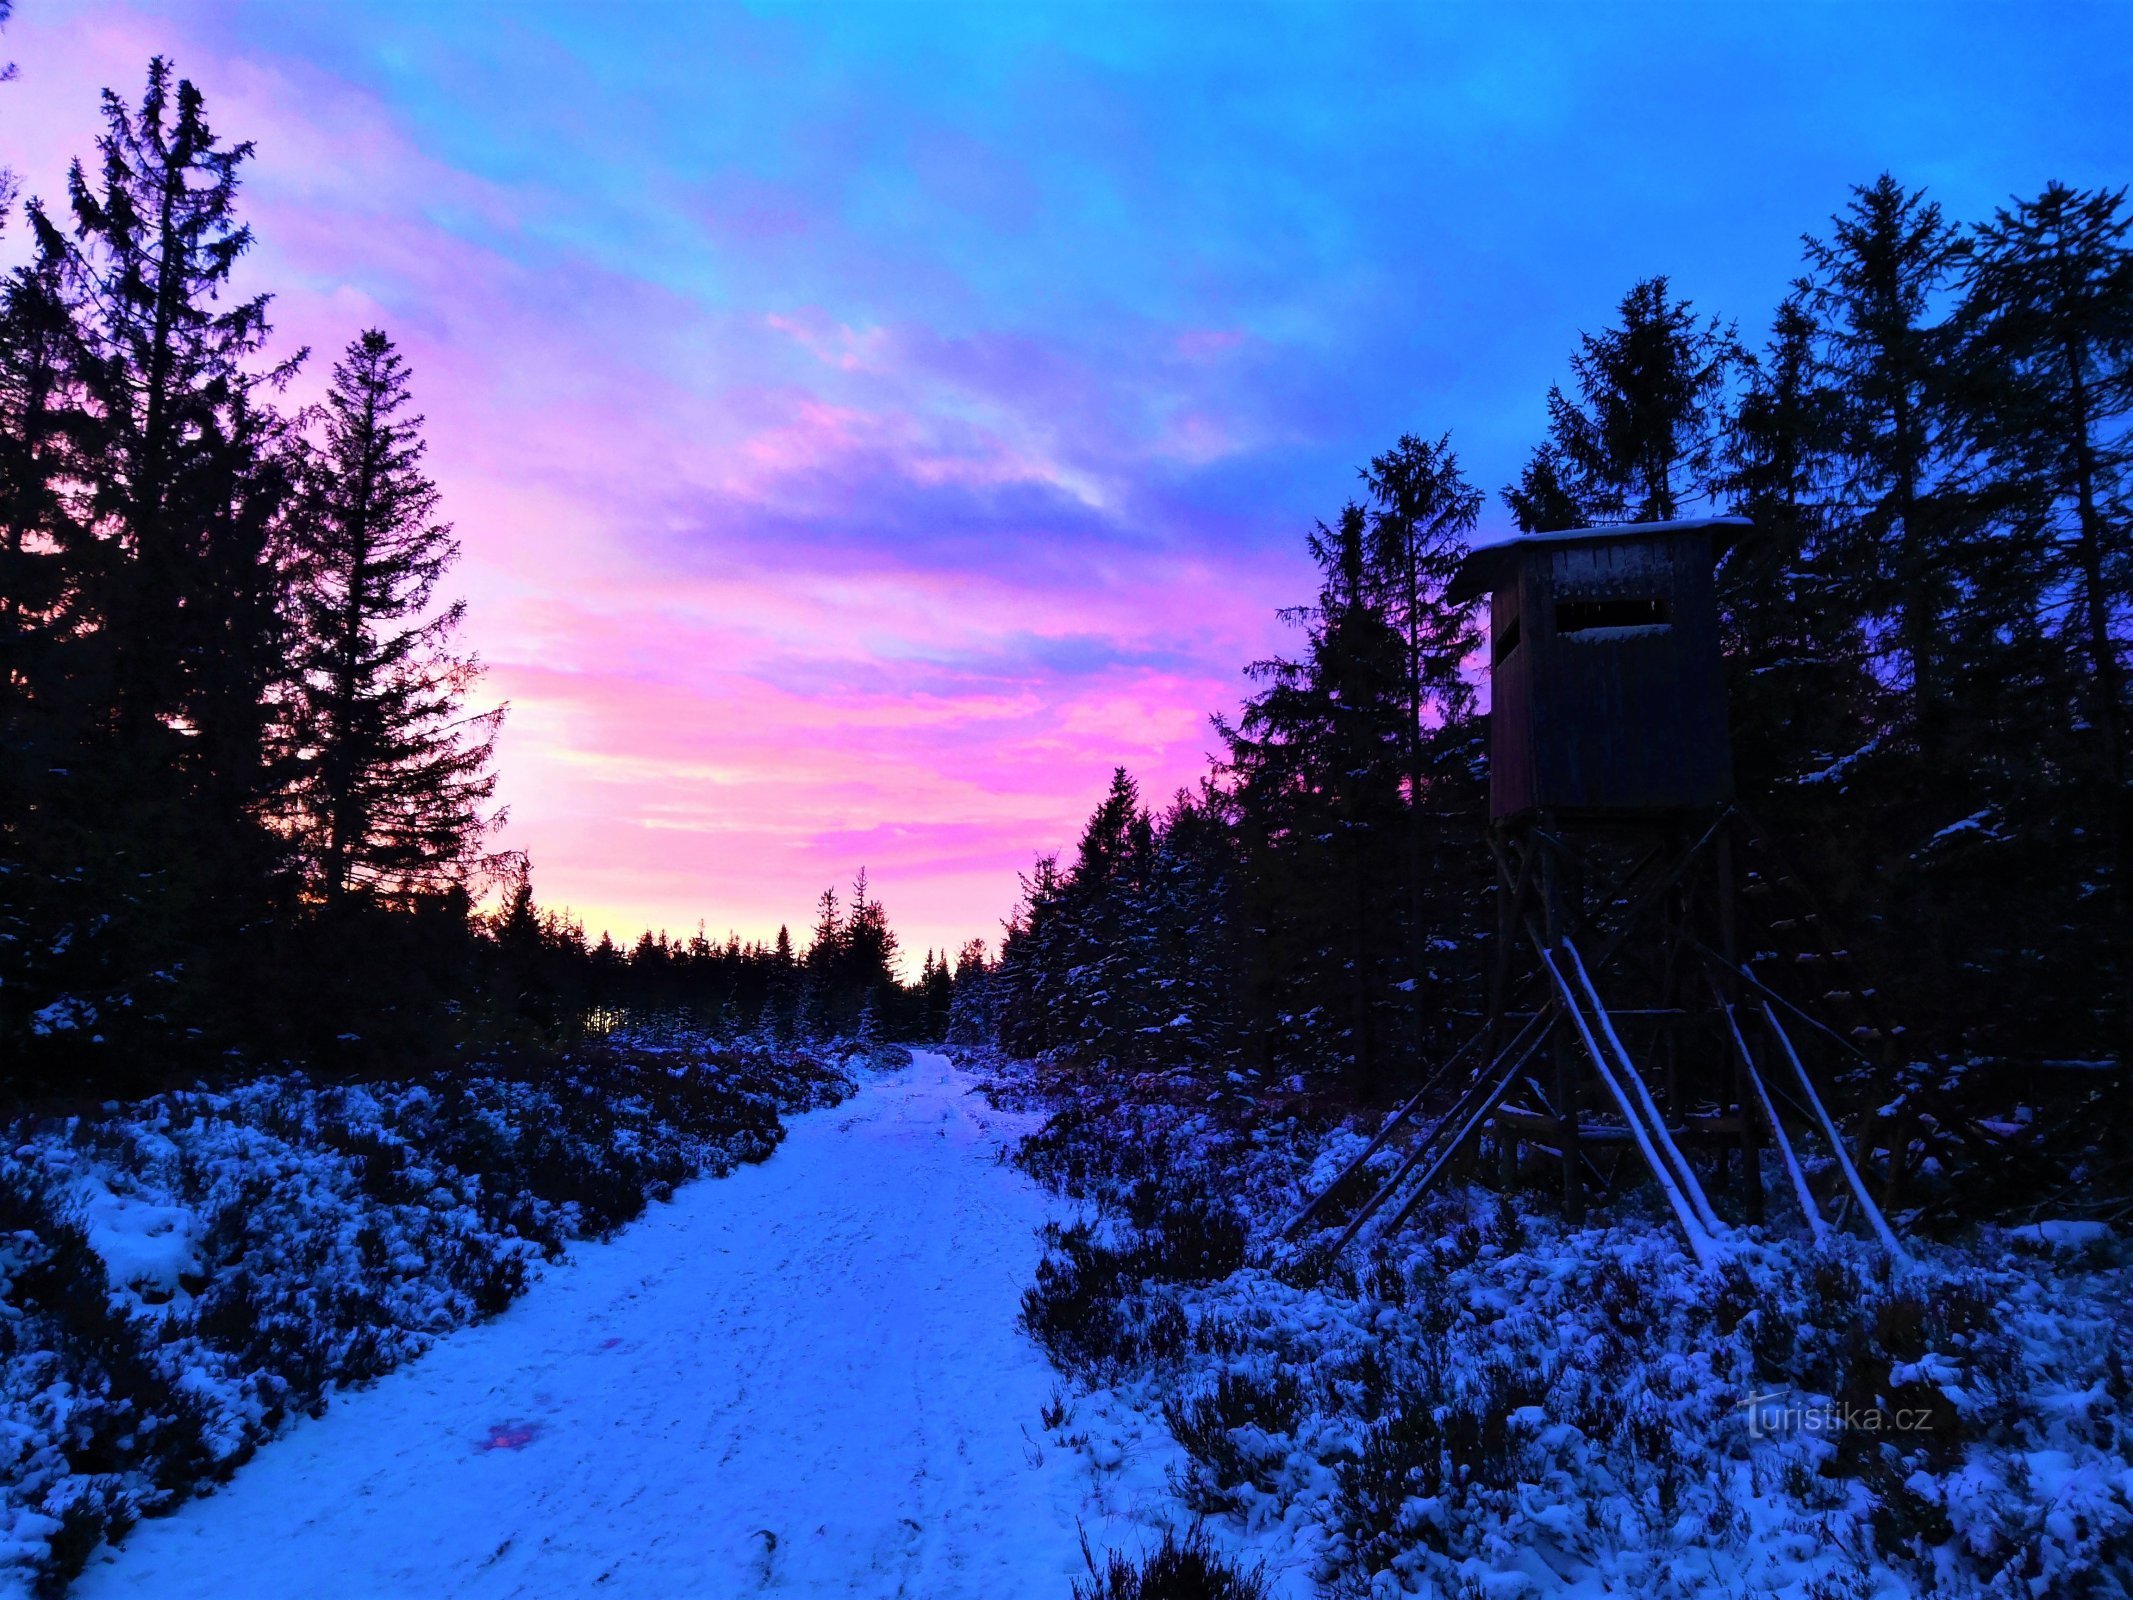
[{"x1": 2063, "y1": 340, "x2": 2132, "y2": 1059}]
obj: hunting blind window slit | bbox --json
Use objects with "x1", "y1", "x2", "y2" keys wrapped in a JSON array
[
  {"x1": 1556, "y1": 596, "x2": 1672, "y2": 634},
  {"x1": 1493, "y1": 613, "x2": 1521, "y2": 664}
]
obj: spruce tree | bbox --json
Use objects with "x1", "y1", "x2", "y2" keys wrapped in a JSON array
[
  {"x1": 20, "y1": 60, "x2": 300, "y2": 1073},
  {"x1": 1360, "y1": 434, "x2": 1483, "y2": 1062},
  {"x1": 1801, "y1": 175, "x2": 1972, "y2": 740},
  {"x1": 802, "y1": 885, "x2": 843, "y2": 1033},
  {"x1": 489, "y1": 860, "x2": 570, "y2": 1038},
  {"x1": 1138, "y1": 785, "x2": 1246, "y2": 1070},
  {"x1": 1797, "y1": 175, "x2": 2039, "y2": 1060},
  {"x1": 945, "y1": 938, "x2": 994, "y2": 1045},
  {"x1": 761, "y1": 923, "x2": 799, "y2": 1042},
  {"x1": 291, "y1": 329, "x2": 499, "y2": 906},
  {"x1": 837, "y1": 868, "x2": 901, "y2": 1034},
  {"x1": 1528, "y1": 276, "x2": 1738, "y2": 524},
  {"x1": 1957, "y1": 182, "x2": 2133, "y2": 1054},
  {"x1": 59, "y1": 59, "x2": 301, "y2": 758},
  {"x1": 0, "y1": 229, "x2": 86, "y2": 817},
  {"x1": 1503, "y1": 443, "x2": 1584, "y2": 533},
  {"x1": 1718, "y1": 294, "x2": 1873, "y2": 802},
  {"x1": 0, "y1": 204, "x2": 95, "y2": 1070},
  {"x1": 1057, "y1": 768, "x2": 1145, "y2": 1060},
  {"x1": 995, "y1": 856, "x2": 1065, "y2": 1058},
  {"x1": 1219, "y1": 505, "x2": 1410, "y2": 1095},
  {"x1": 918, "y1": 948, "x2": 953, "y2": 1040}
]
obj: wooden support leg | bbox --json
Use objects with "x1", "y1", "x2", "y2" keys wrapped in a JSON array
[
  {"x1": 1739, "y1": 1083, "x2": 1765, "y2": 1223},
  {"x1": 1717, "y1": 827, "x2": 1764, "y2": 1223},
  {"x1": 1542, "y1": 835, "x2": 1584, "y2": 1223}
]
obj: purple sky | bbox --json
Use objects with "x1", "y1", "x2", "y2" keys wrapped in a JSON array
[{"x1": 4, "y1": 2, "x2": 2126, "y2": 966}]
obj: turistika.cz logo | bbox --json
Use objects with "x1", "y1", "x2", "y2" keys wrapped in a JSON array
[{"x1": 1742, "y1": 1391, "x2": 1935, "y2": 1440}]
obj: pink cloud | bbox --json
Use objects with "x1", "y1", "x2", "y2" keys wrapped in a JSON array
[
  {"x1": 765, "y1": 310, "x2": 889, "y2": 372},
  {"x1": 0, "y1": 5, "x2": 1307, "y2": 971}
]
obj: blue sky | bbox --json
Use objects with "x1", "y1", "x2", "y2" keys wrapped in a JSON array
[{"x1": 5, "y1": 0, "x2": 2127, "y2": 957}]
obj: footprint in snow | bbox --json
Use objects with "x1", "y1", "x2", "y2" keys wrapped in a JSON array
[{"x1": 751, "y1": 1528, "x2": 779, "y2": 1586}]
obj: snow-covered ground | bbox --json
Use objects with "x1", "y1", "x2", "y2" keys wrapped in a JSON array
[
  {"x1": 68, "y1": 1051, "x2": 1230, "y2": 1599},
  {"x1": 0, "y1": 1034, "x2": 853, "y2": 1592},
  {"x1": 990, "y1": 1060, "x2": 2133, "y2": 1598},
  {"x1": 41, "y1": 1043, "x2": 2114, "y2": 1598}
]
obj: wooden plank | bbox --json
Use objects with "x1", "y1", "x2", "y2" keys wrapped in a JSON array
[
  {"x1": 1304, "y1": 1013, "x2": 1555, "y2": 1243},
  {"x1": 1279, "y1": 1011, "x2": 1503, "y2": 1236},
  {"x1": 1538, "y1": 945, "x2": 1723, "y2": 1268},
  {"x1": 1491, "y1": 1108, "x2": 1637, "y2": 1144},
  {"x1": 1715, "y1": 994, "x2": 1829, "y2": 1243},
  {"x1": 1760, "y1": 1001, "x2": 1908, "y2": 1265},
  {"x1": 1320, "y1": 1013, "x2": 1557, "y2": 1257}
]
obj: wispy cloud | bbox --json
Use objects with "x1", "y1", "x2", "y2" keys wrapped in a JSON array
[{"x1": 3, "y1": 0, "x2": 2122, "y2": 963}]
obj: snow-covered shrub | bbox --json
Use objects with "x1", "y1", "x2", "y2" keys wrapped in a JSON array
[
  {"x1": 1023, "y1": 1222, "x2": 1133, "y2": 1371},
  {"x1": 1017, "y1": 1096, "x2": 1176, "y2": 1203},
  {"x1": 0, "y1": 1033, "x2": 851, "y2": 1595},
  {"x1": 1014, "y1": 1087, "x2": 1248, "y2": 1380},
  {"x1": 1022, "y1": 1221, "x2": 1190, "y2": 1377},
  {"x1": 845, "y1": 1041, "x2": 914, "y2": 1073},
  {"x1": 1131, "y1": 1192, "x2": 1249, "y2": 1285},
  {"x1": 1163, "y1": 1365, "x2": 1307, "y2": 1510},
  {"x1": 1072, "y1": 1522, "x2": 1272, "y2": 1600},
  {"x1": 995, "y1": 1057, "x2": 2133, "y2": 1599}
]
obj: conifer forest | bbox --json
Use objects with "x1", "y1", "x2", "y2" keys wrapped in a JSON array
[{"x1": 0, "y1": 6, "x2": 2127, "y2": 1599}]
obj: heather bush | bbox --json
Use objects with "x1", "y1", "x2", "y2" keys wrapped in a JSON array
[
  {"x1": 999, "y1": 1053, "x2": 2133, "y2": 1600},
  {"x1": 0, "y1": 1033, "x2": 850, "y2": 1593},
  {"x1": 1071, "y1": 1523, "x2": 1271, "y2": 1600}
]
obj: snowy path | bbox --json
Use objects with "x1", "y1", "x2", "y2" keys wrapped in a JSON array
[{"x1": 77, "y1": 1052, "x2": 1162, "y2": 1599}]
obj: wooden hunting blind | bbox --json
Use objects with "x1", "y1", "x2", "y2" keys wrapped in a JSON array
[
  {"x1": 1445, "y1": 517, "x2": 1744, "y2": 821},
  {"x1": 1290, "y1": 515, "x2": 1914, "y2": 1270}
]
